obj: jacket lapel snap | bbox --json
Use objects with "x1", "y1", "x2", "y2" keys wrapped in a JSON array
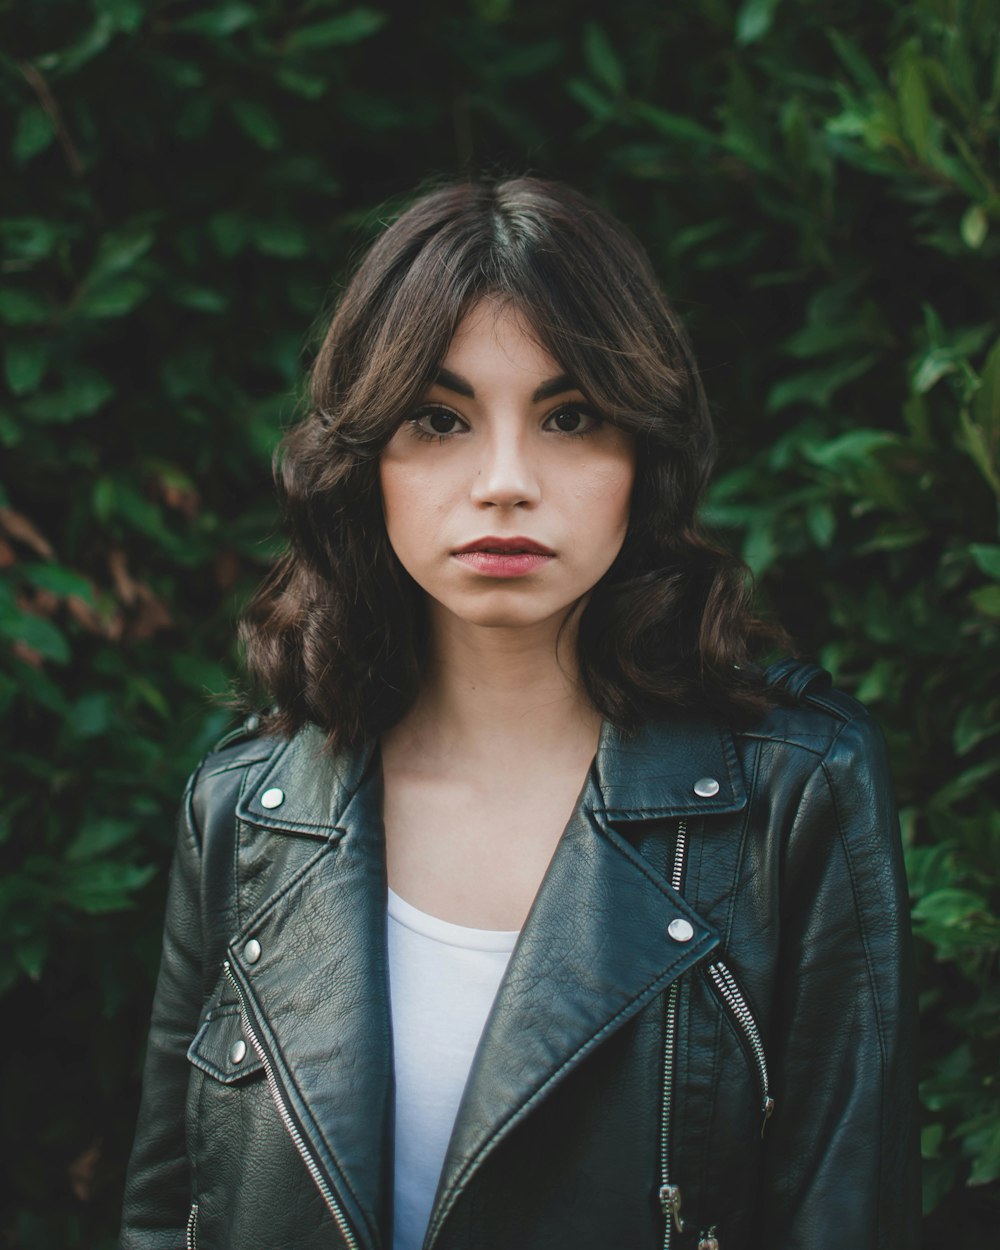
[{"x1": 426, "y1": 762, "x2": 723, "y2": 1247}]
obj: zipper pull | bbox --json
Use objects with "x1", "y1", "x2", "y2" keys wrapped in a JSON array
[
  {"x1": 698, "y1": 1227, "x2": 720, "y2": 1249},
  {"x1": 760, "y1": 1096, "x2": 776, "y2": 1138},
  {"x1": 658, "y1": 1183, "x2": 684, "y2": 1232}
]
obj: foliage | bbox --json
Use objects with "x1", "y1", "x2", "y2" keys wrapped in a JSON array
[{"x1": 1, "y1": 0, "x2": 997, "y2": 1244}]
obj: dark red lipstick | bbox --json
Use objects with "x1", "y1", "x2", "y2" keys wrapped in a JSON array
[{"x1": 452, "y1": 536, "x2": 556, "y2": 577}]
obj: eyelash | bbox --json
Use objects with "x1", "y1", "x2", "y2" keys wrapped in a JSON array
[{"x1": 405, "y1": 403, "x2": 603, "y2": 443}]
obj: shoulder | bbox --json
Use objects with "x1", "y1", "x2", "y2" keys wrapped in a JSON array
[
  {"x1": 184, "y1": 715, "x2": 286, "y2": 837},
  {"x1": 734, "y1": 659, "x2": 886, "y2": 758}
]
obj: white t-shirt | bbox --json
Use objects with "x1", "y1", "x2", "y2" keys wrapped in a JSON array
[{"x1": 387, "y1": 887, "x2": 520, "y2": 1250}]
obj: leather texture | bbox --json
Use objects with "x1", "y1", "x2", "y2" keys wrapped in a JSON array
[{"x1": 120, "y1": 665, "x2": 920, "y2": 1249}]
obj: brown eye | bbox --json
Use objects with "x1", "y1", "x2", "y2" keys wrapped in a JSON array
[
  {"x1": 427, "y1": 410, "x2": 458, "y2": 434},
  {"x1": 409, "y1": 406, "x2": 467, "y2": 439},
  {"x1": 544, "y1": 405, "x2": 601, "y2": 434}
]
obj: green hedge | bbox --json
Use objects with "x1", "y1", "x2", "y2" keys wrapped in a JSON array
[{"x1": 1, "y1": 1, "x2": 997, "y2": 1244}]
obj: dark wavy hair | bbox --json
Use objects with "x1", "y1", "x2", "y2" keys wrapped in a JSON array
[{"x1": 239, "y1": 176, "x2": 787, "y2": 748}]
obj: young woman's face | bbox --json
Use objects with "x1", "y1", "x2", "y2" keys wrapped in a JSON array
[{"x1": 379, "y1": 300, "x2": 635, "y2": 634}]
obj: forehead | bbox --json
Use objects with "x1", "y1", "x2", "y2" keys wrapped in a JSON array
[{"x1": 442, "y1": 299, "x2": 563, "y2": 384}]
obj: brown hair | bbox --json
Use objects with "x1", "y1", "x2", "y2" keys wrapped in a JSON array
[{"x1": 239, "y1": 176, "x2": 786, "y2": 747}]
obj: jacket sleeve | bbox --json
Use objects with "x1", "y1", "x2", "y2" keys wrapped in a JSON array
[
  {"x1": 120, "y1": 767, "x2": 205, "y2": 1250},
  {"x1": 760, "y1": 711, "x2": 921, "y2": 1249}
]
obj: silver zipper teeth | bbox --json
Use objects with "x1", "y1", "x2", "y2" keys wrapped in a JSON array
[
  {"x1": 185, "y1": 1200, "x2": 198, "y2": 1250},
  {"x1": 224, "y1": 961, "x2": 361, "y2": 1250},
  {"x1": 707, "y1": 959, "x2": 774, "y2": 1124},
  {"x1": 658, "y1": 818, "x2": 688, "y2": 1249}
]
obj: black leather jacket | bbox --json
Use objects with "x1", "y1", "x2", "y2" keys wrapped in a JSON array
[{"x1": 121, "y1": 663, "x2": 920, "y2": 1250}]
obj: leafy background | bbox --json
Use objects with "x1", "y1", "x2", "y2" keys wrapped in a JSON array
[{"x1": 1, "y1": 0, "x2": 998, "y2": 1245}]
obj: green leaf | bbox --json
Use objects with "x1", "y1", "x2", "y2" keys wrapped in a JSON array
[
  {"x1": 921, "y1": 1123, "x2": 944, "y2": 1159},
  {"x1": 284, "y1": 8, "x2": 388, "y2": 51},
  {"x1": 0, "y1": 610, "x2": 70, "y2": 663},
  {"x1": 805, "y1": 501, "x2": 835, "y2": 548},
  {"x1": 767, "y1": 354, "x2": 879, "y2": 411},
  {"x1": 632, "y1": 101, "x2": 721, "y2": 146},
  {"x1": 0, "y1": 217, "x2": 59, "y2": 263},
  {"x1": 961, "y1": 205, "x2": 988, "y2": 250},
  {"x1": 275, "y1": 66, "x2": 329, "y2": 99},
  {"x1": 802, "y1": 429, "x2": 897, "y2": 470},
  {"x1": 0, "y1": 288, "x2": 50, "y2": 326},
  {"x1": 76, "y1": 276, "x2": 149, "y2": 319},
  {"x1": 86, "y1": 226, "x2": 156, "y2": 286},
  {"x1": 967, "y1": 1120, "x2": 1000, "y2": 1186},
  {"x1": 974, "y1": 337, "x2": 1000, "y2": 429},
  {"x1": 168, "y1": 282, "x2": 229, "y2": 313},
  {"x1": 252, "y1": 219, "x2": 309, "y2": 258},
  {"x1": 12, "y1": 106, "x2": 56, "y2": 163},
  {"x1": 3, "y1": 341, "x2": 47, "y2": 395},
  {"x1": 173, "y1": 2, "x2": 258, "y2": 35},
  {"x1": 15, "y1": 933, "x2": 49, "y2": 982},
  {"x1": 23, "y1": 373, "x2": 115, "y2": 423},
  {"x1": 23, "y1": 565, "x2": 95, "y2": 601},
  {"x1": 958, "y1": 407, "x2": 1000, "y2": 497},
  {"x1": 38, "y1": 13, "x2": 116, "y2": 75},
  {"x1": 567, "y1": 77, "x2": 615, "y2": 122},
  {"x1": 69, "y1": 691, "x2": 114, "y2": 738},
  {"x1": 969, "y1": 544, "x2": 1000, "y2": 581},
  {"x1": 229, "y1": 99, "x2": 283, "y2": 150},
  {"x1": 912, "y1": 888, "x2": 988, "y2": 927},
  {"x1": 897, "y1": 46, "x2": 932, "y2": 160},
  {"x1": 582, "y1": 22, "x2": 625, "y2": 94},
  {"x1": 969, "y1": 585, "x2": 1000, "y2": 618},
  {"x1": 94, "y1": 0, "x2": 147, "y2": 33},
  {"x1": 735, "y1": 0, "x2": 782, "y2": 46},
  {"x1": 65, "y1": 818, "x2": 138, "y2": 862},
  {"x1": 953, "y1": 704, "x2": 1000, "y2": 756},
  {"x1": 59, "y1": 860, "x2": 157, "y2": 914}
]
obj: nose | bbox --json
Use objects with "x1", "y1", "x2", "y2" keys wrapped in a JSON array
[{"x1": 469, "y1": 425, "x2": 541, "y2": 509}]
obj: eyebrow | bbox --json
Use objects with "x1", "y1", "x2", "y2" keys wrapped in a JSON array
[{"x1": 433, "y1": 366, "x2": 579, "y2": 404}]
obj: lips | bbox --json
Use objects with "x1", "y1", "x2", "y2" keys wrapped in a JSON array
[{"x1": 452, "y1": 536, "x2": 555, "y2": 556}]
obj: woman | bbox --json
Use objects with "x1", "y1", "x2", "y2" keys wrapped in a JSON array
[{"x1": 120, "y1": 178, "x2": 919, "y2": 1250}]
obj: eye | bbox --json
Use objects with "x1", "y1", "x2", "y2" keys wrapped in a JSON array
[
  {"x1": 407, "y1": 405, "x2": 468, "y2": 440},
  {"x1": 543, "y1": 404, "x2": 602, "y2": 435}
]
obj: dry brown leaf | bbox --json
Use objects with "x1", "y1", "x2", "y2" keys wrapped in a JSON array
[
  {"x1": 214, "y1": 548, "x2": 241, "y2": 589},
  {"x1": 161, "y1": 481, "x2": 200, "y2": 519},
  {"x1": 68, "y1": 1137, "x2": 102, "y2": 1202},
  {"x1": 108, "y1": 549, "x2": 138, "y2": 605},
  {"x1": 0, "y1": 506, "x2": 55, "y2": 558},
  {"x1": 11, "y1": 640, "x2": 43, "y2": 667}
]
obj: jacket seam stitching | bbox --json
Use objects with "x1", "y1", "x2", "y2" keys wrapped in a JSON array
[{"x1": 818, "y1": 749, "x2": 887, "y2": 1239}]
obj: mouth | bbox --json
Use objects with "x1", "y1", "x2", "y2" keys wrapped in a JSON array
[{"x1": 452, "y1": 536, "x2": 556, "y2": 556}]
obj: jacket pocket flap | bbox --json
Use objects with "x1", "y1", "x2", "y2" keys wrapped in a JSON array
[{"x1": 187, "y1": 1003, "x2": 263, "y2": 1084}]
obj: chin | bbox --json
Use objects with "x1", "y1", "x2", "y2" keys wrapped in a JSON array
[{"x1": 440, "y1": 592, "x2": 579, "y2": 632}]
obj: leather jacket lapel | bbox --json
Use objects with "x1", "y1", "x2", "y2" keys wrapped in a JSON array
[
  {"x1": 231, "y1": 732, "x2": 391, "y2": 1250},
  {"x1": 427, "y1": 755, "x2": 726, "y2": 1246}
]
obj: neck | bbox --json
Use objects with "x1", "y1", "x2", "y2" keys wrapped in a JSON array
[{"x1": 389, "y1": 607, "x2": 601, "y2": 770}]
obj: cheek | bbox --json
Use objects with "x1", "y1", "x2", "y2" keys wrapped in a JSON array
[{"x1": 379, "y1": 461, "x2": 451, "y2": 564}]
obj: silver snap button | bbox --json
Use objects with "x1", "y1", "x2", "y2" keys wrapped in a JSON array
[
  {"x1": 230, "y1": 1039, "x2": 247, "y2": 1065},
  {"x1": 261, "y1": 787, "x2": 284, "y2": 809},
  {"x1": 243, "y1": 938, "x2": 261, "y2": 964},
  {"x1": 693, "y1": 776, "x2": 720, "y2": 798},
  {"x1": 668, "y1": 918, "x2": 695, "y2": 943}
]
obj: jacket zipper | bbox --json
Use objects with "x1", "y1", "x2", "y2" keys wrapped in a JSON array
[
  {"x1": 706, "y1": 959, "x2": 775, "y2": 1132},
  {"x1": 185, "y1": 1201, "x2": 198, "y2": 1250},
  {"x1": 658, "y1": 818, "x2": 688, "y2": 1249},
  {"x1": 223, "y1": 961, "x2": 361, "y2": 1250}
]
